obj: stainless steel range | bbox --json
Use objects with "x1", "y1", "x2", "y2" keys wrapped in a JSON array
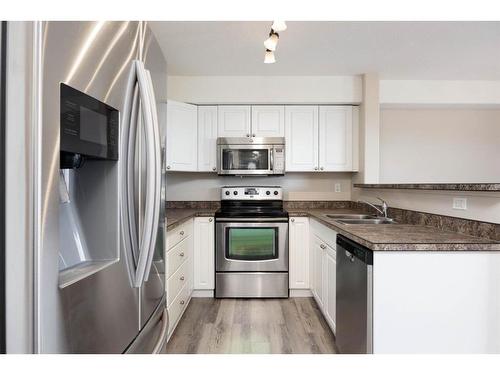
[{"x1": 215, "y1": 186, "x2": 289, "y2": 298}]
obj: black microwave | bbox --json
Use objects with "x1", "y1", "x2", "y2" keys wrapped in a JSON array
[{"x1": 60, "y1": 83, "x2": 118, "y2": 168}]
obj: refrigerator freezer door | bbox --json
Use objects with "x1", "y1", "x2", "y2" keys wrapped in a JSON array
[{"x1": 36, "y1": 21, "x2": 142, "y2": 353}]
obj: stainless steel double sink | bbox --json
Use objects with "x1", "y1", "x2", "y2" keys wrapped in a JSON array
[{"x1": 324, "y1": 213, "x2": 397, "y2": 225}]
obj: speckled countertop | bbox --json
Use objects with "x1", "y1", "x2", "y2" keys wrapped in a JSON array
[
  {"x1": 289, "y1": 209, "x2": 500, "y2": 251},
  {"x1": 166, "y1": 208, "x2": 217, "y2": 231},
  {"x1": 166, "y1": 207, "x2": 500, "y2": 251}
]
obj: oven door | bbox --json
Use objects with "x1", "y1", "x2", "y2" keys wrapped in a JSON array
[
  {"x1": 216, "y1": 219, "x2": 289, "y2": 272},
  {"x1": 217, "y1": 144, "x2": 274, "y2": 175}
]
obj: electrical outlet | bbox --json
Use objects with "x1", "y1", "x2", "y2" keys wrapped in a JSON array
[
  {"x1": 334, "y1": 183, "x2": 341, "y2": 193},
  {"x1": 453, "y1": 197, "x2": 467, "y2": 210}
]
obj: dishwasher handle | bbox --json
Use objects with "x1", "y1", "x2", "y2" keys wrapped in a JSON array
[{"x1": 345, "y1": 250, "x2": 356, "y2": 262}]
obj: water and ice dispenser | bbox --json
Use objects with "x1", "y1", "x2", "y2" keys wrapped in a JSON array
[{"x1": 58, "y1": 84, "x2": 120, "y2": 288}]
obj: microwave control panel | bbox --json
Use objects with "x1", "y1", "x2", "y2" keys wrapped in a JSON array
[{"x1": 273, "y1": 146, "x2": 285, "y2": 174}]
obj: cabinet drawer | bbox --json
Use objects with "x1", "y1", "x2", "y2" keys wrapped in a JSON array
[
  {"x1": 310, "y1": 219, "x2": 337, "y2": 250},
  {"x1": 166, "y1": 219, "x2": 193, "y2": 251},
  {"x1": 167, "y1": 282, "x2": 191, "y2": 335},
  {"x1": 167, "y1": 236, "x2": 191, "y2": 278},
  {"x1": 167, "y1": 258, "x2": 190, "y2": 307}
]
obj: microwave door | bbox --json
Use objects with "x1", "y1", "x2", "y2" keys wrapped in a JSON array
[{"x1": 219, "y1": 145, "x2": 273, "y2": 175}]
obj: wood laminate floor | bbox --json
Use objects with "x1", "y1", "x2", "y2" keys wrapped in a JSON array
[{"x1": 165, "y1": 298, "x2": 338, "y2": 354}]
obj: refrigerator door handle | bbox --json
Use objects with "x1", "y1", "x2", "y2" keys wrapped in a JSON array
[
  {"x1": 133, "y1": 60, "x2": 156, "y2": 288},
  {"x1": 152, "y1": 309, "x2": 169, "y2": 354},
  {"x1": 142, "y1": 69, "x2": 161, "y2": 282},
  {"x1": 121, "y1": 63, "x2": 140, "y2": 286}
]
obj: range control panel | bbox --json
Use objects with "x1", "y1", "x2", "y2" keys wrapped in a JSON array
[{"x1": 221, "y1": 186, "x2": 283, "y2": 200}]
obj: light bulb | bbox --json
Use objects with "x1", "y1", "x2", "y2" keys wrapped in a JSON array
[
  {"x1": 264, "y1": 49, "x2": 276, "y2": 64},
  {"x1": 271, "y1": 21, "x2": 287, "y2": 32},
  {"x1": 263, "y1": 32, "x2": 279, "y2": 51}
]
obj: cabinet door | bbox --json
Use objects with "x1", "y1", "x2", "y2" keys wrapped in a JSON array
[
  {"x1": 319, "y1": 106, "x2": 353, "y2": 171},
  {"x1": 311, "y1": 235, "x2": 324, "y2": 308},
  {"x1": 325, "y1": 248, "x2": 336, "y2": 333},
  {"x1": 285, "y1": 106, "x2": 319, "y2": 172},
  {"x1": 166, "y1": 100, "x2": 198, "y2": 171},
  {"x1": 193, "y1": 217, "x2": 215, "y2": 290},
  {"x1": 217, "y1": 106, "x2": 251, "y2": 137},
  {"x1": 289, "y1": 217, "x2": 310, "y2": 289},
  {"x1": 197, "y1": 106, "x2": 218, "y2": 172},
  {"x1": 251, "y1": 105, "x2": 285, "y2": 137}
]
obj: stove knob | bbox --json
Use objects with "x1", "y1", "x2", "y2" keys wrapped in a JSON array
[
  {"x1": 274, "y1": 191, "x2": 279, "y2": 196},
  {"x1": 225, "y1": 191, "x2": 230, "y2": 196},
  {"x1": 266, "y1": 191, "x2": 271, "y2": 195},
  {"x1": 233, "y1": 191, "x2": 238, "y2": 195}
]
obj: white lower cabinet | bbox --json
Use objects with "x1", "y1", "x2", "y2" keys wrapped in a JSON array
[
  {"x1": 325, "y1": 248, "x2": 336, "y2": 333},
  {"x1": 308, "y1": 219, "x2": 338, "y2": 334},
  {"x1": 289, "y1": 217, "x2": 310, "y2": 290},
  {"x1": 193, "y1": 217, "x2": 215, "y2": 294},
  {"x1": 166, "y1": 219, "x2": 194, "y2": 339}
]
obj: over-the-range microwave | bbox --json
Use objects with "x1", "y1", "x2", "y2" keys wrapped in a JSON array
[{"x1": 216, "y1": 137, "x2": 285, "y2": 176}]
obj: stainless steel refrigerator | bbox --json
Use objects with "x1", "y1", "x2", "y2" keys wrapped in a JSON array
[{"x1": 32, "y1": 21, "x2": 168, "y2": 353}]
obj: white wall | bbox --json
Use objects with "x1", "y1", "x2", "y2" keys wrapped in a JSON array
[
  {"x1": 379, "y1": 108, "x2": 500, "y2": 183},
  {"x1": 166, "y1": 172, "x2": 353, "y2": 201},
  {"x1": 380, "y1": 80, "x2": 500, "y2": 106},
  {"x1": 167, "y1": 75, "x2": 362, "y2": 104}
]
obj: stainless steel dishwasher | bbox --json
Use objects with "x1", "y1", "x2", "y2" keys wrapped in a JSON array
[{"x1": 336, "y1": 235, "x2": 373, "y2": 354}]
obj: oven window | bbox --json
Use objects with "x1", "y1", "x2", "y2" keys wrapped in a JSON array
[
  {"x1": 222, "y1": 149, "x2": 269, "y2": 170},
  {"x1": 226, "y1": 228, "x2": 277, "y2": 260}
]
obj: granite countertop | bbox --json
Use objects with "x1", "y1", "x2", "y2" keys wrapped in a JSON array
[
  {"x1": 288, "y1": 209, "x2": 500, "y2": 251},
  {"x1": 166, "y1": 208, "x2": 218, "y2": 231},
  {"x1": 165, "y1": 206, "x2": 500, "y2": 251}
]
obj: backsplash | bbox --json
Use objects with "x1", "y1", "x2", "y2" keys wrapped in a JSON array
[
  {"x1": 166, "y1": 201, "x2": 221, "y2": 209},
  {"x1": 353, "y1": 202, "x2": 500, "y2": 242},
  {"x1": 284, "y1": 201, "x2": 352, "y2": 209}
]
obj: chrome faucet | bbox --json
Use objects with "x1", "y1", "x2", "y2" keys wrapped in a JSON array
[{"x1": 358, "y1": 197, "x2": 389, "y2": 218}]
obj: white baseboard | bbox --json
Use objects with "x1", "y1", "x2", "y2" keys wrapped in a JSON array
[
  {"x1": 289, "y1": 289, "x2": 313, "y2": 297},
  {"x1": 192, "y1": 289, "x2": 214, "y2": 297}
]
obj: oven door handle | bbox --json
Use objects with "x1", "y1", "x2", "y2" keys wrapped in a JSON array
[{"x1": 216, "y1": 218, "x2": 289, "y2": 223}]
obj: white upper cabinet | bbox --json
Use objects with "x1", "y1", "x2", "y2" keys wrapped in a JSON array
[
  {"x1": 197, "y1": 106, "x2": 218, "y2": 172},
  {"x1": 217, "y1": 106, "x2": 251, "y2": 137},
  {"x1": 285, "y1": 106, "x2": 319, "y2": 172},
  {"x1": 251, "y1": 106, "x2": 285, "y2": 137},
  {"x1": 319, "y1": 106, "x2": 354, "y2": 171},
  {"x1": 166, "y1": 100, "x2": 198, "y2": 171}
]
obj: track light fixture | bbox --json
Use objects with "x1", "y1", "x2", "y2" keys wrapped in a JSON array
[
  {"x1": 263, "y1": 21, "x2": 286, "y2": 64},
  {"x1": 264, "y1": 31, "x2": 279, "y2": 51},
  {"x1": 264, "y1": 49, "x2": 276, "y2": 64},
  {"x1": 271, "y1": 21, "x2": 287, "y2": 32}
]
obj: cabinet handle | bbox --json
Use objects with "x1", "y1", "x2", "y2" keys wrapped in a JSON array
[
  {"x1": 180, "y1": 300, "x2": 185, "y2": 305},
  {"x1": 320, "y1": 244, "x2": 326, "y2": 249},
  {"x1": 314, "y1": 167, "x2": 318, "y2": 171},
  {"x1": 180, "y1": 230, "x2": 184, "y2": 235},
  {"x1": 246, "y1": 134, "x2": 250, "y2": 137},
  {"x1": 320, "y1": 167, "x2": 324, "y2": 171},
  {"x1": 291, "y1": 218, "x2": 295, "y2": 222},
  {"x1": 212, "y1": 167, "x2": 216, "y2": 171},
  {"x1": 166, "y1": 165, "x2": 171, "y2": 170},
  {"x1": 252, "y1": 133, "x2": 256, "y2": 137},
  {"x1": 179, "y1": 252, "x2": 185, "y2": 257},
  {"x1": 209, "y1": 218, "x2": 213, "y2": 222},
  {"x1": 180, "y1": 276, "x2": 185, "y2": 281}
]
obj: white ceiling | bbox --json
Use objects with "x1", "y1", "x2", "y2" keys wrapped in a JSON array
[{"x1": 149, "y1": 21, "x2": 500, "y2": 79}]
